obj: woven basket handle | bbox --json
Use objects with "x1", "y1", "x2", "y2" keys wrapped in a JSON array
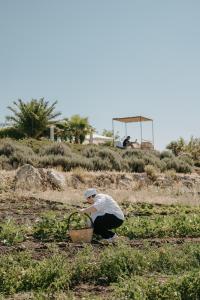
[{"x1": 68, "y1": 212, "x2": 94, "y2": 230}]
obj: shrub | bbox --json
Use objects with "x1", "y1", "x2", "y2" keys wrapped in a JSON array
[
  {"x1": 71, "y1": 245, "x2": 97, "y2": 284},
  {"x1": 164, "y1": 169, "x2": 178, "y2": 181},
  {"x1": 163, "y1": 157, "x2": 192, "y2": 173},
  {"x1": 0, "y1": 140, "x2": 34, "y2": 159},
  {"x1": 144, "y1": 165, "x2": 158, "y2": 181},
  {"x1": 122, "y1": 149, "x2": 144, "y2": 159},
  {"x1": 98, "y1": 149, "x2": 122, "y2": 171},
  {"x1": 39, "y1": 154, "x2": 93, "y2": 171},
  {"x1": 91, "y1": 156, "x2": 111, "y2": 171},
  {"x1": 117, "y1": 214, "x2": 200, "y2": 239},
  {"x1": 39, "y1": 143, "x2": 72, "y2": 156},
  {"x1": 21, "y1": 255, "x2": 71, "y2": 292},
  {"x1": 0, "y1": 220, "x2": 26, "y2": 245},
  {"x1": 33, "y1": 212, "x2": 68, "y2": 241},
  {"x1": 0, "y1": 127, "x2": 25, "y2": 139},
  {"x1": 143, "y1": 155, "x2": 165, "y2": 171},
  {"x1": 178, "y1": 153, "x2": 194, "y2": 166},
  {"x1": 97, "y1": 244, "x2": 147, "y2": 283},
  {"x1": 160, "y1": 150, "x2": 174, "y2": 159},
  {"x1": 126, "y1": 158, "x2": 145, "y2": 173},
  {"x1": 81, "y1": 145, "x2": 100, "y2": 158}
]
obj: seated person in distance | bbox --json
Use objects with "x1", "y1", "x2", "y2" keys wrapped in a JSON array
[{"x1": 123, "y1": 136, "x2": 134, "y2": 148}]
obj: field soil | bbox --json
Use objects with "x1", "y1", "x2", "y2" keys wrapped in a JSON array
[{"x1": 0, "y1": 168, "x2": 200, "y2": 299}]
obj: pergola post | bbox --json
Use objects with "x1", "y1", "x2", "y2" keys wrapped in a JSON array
[
  {"x1": 140, "y1": 117, "x2": 143, "y2": 145},
  {"x1": 125, "y1": 123, "x2": 127, "y2": 137},
  {"x1": 152, "y1": 120, "x2": 154, "y2": 148},
  {"x1": 112, "y1": 116, "x2": 154, "y2": 149},
  {"x1": 112, "y1": 119, "x2": 115, "y2": 146}
]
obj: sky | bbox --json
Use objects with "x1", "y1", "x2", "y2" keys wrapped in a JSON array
[{"x1": 0, "y1": 0, "x2": 200, "y2": 150}]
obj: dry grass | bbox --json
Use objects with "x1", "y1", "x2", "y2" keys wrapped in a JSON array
[
  {"x1": 21, "y1": 184, "x2": 200, "y2": 208},
  {"x1": 1, "y1": 169, "x2": 200, "y2": 207}
]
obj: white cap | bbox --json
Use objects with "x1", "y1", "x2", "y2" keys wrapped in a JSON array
[{"x1": 84, "y1": 188, "x2": 97, "y2": 199}]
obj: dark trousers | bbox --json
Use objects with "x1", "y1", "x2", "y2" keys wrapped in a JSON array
[{"x1": 93, "y1": 213, "x2": 123, "y2": 239}]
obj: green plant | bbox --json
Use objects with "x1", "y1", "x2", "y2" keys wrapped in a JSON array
[
  {"x1": 21, "y1": 255, "x2": 71, "y2": 292},
  {"x1": 0, "y1": 219, "x2": 26, "y2": 245},
  {"x1": 6, "y1": 98, "x2": 61, "y2": 138},
  {"x1": 33, "y1": 212, "x2": 68, "y2": 241},
  {"x1": 126, "y1": 157, "x2": 145, "y2": 172},
  {"x1": 39, "y1": 143, "x2": 72, "y2": 156},
  {"x1": 145, "y1": 165, "x2": 158, "y2": 181},
  {"x1": 0, "y1": 127, "x2": 25, "y2": 139},
  {"x1": 166, "y1": 137, "x2": 186, "y2": 156},
  {"x1": 69, "y1": 213, "x2": 92, "y2": 230},
  {"x1": 63, "y1": 115, "x2": 92, "y2": 144}
]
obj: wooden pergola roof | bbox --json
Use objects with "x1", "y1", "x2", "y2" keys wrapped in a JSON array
[{"x1": 112, "y1": 116, "x2": 153, "y2": 123}]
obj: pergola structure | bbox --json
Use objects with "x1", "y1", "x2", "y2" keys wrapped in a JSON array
[{"x1": 112, "y1": 116, "x2": 154, "y2": 148}]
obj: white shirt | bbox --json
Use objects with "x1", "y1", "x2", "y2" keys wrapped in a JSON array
[{"x1": 90, "y1": 193, "x2": 124, "y2": 222}]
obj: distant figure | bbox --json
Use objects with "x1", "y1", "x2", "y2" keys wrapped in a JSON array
[{"x1": 123, "y1": 136, "x2": 134, "y2": 148}]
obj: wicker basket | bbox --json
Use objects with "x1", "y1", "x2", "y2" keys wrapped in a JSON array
[{"x1": 68, "y1": 212, "x2": 94, "y2": 243}]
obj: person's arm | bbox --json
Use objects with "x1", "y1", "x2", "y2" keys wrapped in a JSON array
[{"x1": 80, "y1": 206, "x2": 97, "y2": 214}]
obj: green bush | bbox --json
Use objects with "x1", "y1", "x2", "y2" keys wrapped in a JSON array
[
  {"x1": 0, "y1": 127, "x2": 25, "y2": 139},
  {"x1": 97, "y1": 244, "x2": 147, "y2": 283},
  {"x1": 0, "y1": 220, "x2": 26, "y2": 246},
  {"x1": 0, "y1": 138, "x2": 195, "y2": 173},
  {"x1": 21, "y1": 255, "x2": 71, "y2": 292},
  {"x1": 145, "y1": 165, "x2": 159, "y2": 181},
  {"x1": 91, "y1": 156, "x2": 112, "y2": 171},
  {"x1": 122, "y1": 149, "x2": 143, "y2": 159},
  {"x1": 114, "y1": 270, "x2": 200, "y2": 300},
  {"x1": 33, "y1": 212, "x2": 68, "y2": 241},
  {"x1": 98, "y1": 149, "x2": 122, "y2": 171},
  {"x1": 160, "y1": 150, "x2": 174, "y2": 159},
  {"x1": 0, "y1": 140, "x2": 33, "y2": 157},
  {"x1": 163, "y1": 157, "x2": 192, "y2": 173},
  {"x1": 117, "y1": 214, "x2": 200, "y2": 239},
  {"x1": 39, "y1": 143, "x2": 72, "y2": 156},
  {"x1": 81, "y1": 145, "x2": 100, "y2": 158},
  {"x1": 126, "y1": 158, "x2": 145, "y2": 172},
  {"x1": 38, "y1": 154, "x2": 93, "y2": 171}
]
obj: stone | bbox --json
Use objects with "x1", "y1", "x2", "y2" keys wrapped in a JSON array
[
  {"x1": 15, "y1": 164, "x2": 43, "y2": 190},
  {"x1": 47, "y1": 170, "x2": 66, "y2": 190}
]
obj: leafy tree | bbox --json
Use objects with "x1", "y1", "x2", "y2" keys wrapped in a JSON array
[
  {"x1": 102, "y1": 129, "x2": 113, "y2": 137},
  {"x1": 102, "y1": 129, "x2": 120, "y2": 140},
  {"x1": 56, "y1": 115, "x2": 92, "y2": 144},
  {"x1": 166, "y1": 137, "x2": 186, "y2": 156},
  {"x1": 55, "y1": 118, "x2": 73, "y2": 142},
  {"x1": 6, "y1": 99, "x2": 61, "y2": 139},
  {"x1": 69, "y1": 115, "x2": 92, "y2": 144},
  {"x1": 185, "y1": 136, "x2": 200, "y2": 161}
]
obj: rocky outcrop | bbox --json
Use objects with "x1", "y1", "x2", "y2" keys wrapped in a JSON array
[
  {"x1": 9, "y1": 164, "x2": 200, "y2": 192},
  {"x1": 14, "y1": 164, "x2": 66, "y2": 191},
  {"x1": 15, "y1": 164, "x2": 43, "y2": 190},
  {"x1": 46, "y1": 170, "x2": 66, "y2": 190}
]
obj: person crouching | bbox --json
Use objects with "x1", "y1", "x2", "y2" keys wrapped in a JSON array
[{"x1": 80, "y1": 188, "x2": 124, "y2": 243}]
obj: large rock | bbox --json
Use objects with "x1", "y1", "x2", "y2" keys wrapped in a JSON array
[
  {"x1": 15, "y1": 164, "x2": 43, "y2": 190},
  {"x1": 46, "y1": 170, "x2": 66, "y2": 190}
]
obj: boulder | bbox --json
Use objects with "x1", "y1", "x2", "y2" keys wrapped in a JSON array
[
  {"x1": 15, "y1": 164, "x2": 43, "y2": 190},
  {"x1": 46, "y1": 170, "x2": 66, "y2": 190}
]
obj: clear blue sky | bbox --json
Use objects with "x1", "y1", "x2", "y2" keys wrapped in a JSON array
[{"x1": 0, "y1": 0, "x2": 200, "y2": 150}]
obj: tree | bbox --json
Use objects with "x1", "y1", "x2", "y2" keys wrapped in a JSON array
[
  {"x1": 68, "y1": 115, "x2": 92, "y2": 144},
  {"x1": 102, "y1": 129, "x2": 120, "y2": 141},
  {"x1": 57, "y1": 115, "x2": 92, "y2": 144},
  {"x1": 166, "y1": 137, "x2": 186, "y2": 156},
  {"x1": 6, "y1": 98, "x2": 61, "y2": 139},
  {"x1": 102, "y1": 129, "x2": 113, "y2": 137}
]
